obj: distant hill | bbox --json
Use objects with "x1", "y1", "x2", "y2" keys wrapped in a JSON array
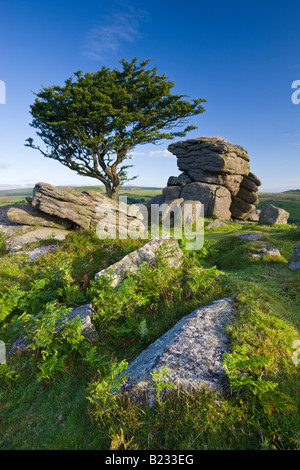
[
  {"x1": 282, "y1": 189, "x2": 300, "y2": 193},
  {"x1": 0, "y1": 185, "x2": 163, "y2": 207}
]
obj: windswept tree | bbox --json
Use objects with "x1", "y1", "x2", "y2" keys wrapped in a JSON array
[{"x1": 26, "y1": 58, "x2": 206, "y2": 200}]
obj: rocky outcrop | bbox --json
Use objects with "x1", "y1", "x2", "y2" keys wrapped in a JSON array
[
  {"x1": 2, "y1": 183, "x2": 147, "y2": 259},
  {"x1": 289, "y1": 241, "x2": 300, "y2": 270},
  {"x1": 31, "y1": 182, "x2": 146, "y2": 233},
  {"x1": 119, "y1": 298, "x2": 233, "y2": 406},
  {"x1": 7, "y1": 204, "x2": 72, "y2": 229},
  {"x1": 259, "y1": 204, "x2": 289, "y2": 225},
  {"x1": 95, "y1": 235, "x2": 183, "y2": 287},
  {"x1": 148, "y1": 137, "x2": 261, "y2": 221}
]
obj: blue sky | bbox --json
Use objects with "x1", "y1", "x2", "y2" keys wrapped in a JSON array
[{"x1": 1, "y1": 0, "x2": 300, "y2": 192}]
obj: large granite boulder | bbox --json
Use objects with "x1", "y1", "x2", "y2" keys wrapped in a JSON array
[
  {"x1": 147, "y1": 138, "x2": 261, "y2": 222},
  {"x1": 181, "y1": 182, "x2": 232, "y2": 219},
  {"x1": 31, "y1": 182, "x2": 146, "y2": 234},
  {"x1": 170, "y1": 139, "x2": 250, "y2": 177},
  {"x1": 95, "y1": 235, "x2": 183, "y2": 287},
  {"x1": 259, "y1": 204, "x2": 289, "y2": 225},
  {"x1": 120, "y1": 298, "x2": 233, "y2": 406}
]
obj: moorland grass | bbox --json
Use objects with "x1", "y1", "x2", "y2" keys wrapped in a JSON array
[{"x1": 0, "y1": 219, "x2": 299, "y2": 450}]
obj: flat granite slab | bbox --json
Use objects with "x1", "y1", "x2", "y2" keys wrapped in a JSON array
[
  {"x1": 120, "y1": 297, "x2": 233, "y2": 406},
  {"x1": 6, "y1": 228, "x2": 69, "y2": 253}
]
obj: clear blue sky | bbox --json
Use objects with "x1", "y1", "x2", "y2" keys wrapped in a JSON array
[{"x1": 1, "y1": 0, "x2": 300, "y2": 192}]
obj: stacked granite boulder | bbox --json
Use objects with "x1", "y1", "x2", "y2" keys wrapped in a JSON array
[{"x1": 156, "y1": 137, "x2": 261, "y2": 221}]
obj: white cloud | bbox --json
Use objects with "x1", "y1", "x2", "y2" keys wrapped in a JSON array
[
  {"x1": 148, "y1": 149, "x2": 174, "y2": 158},
  {"x1": 82, "y1": 5, "x2": 149, "y2": 60}
]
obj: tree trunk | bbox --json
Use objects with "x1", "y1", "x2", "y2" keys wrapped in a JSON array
[{"x1": 105, "y1": 184, "x2": 119, "y2": 201}]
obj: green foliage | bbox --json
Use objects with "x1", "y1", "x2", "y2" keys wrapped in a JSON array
[
  {"x1": 1, "y1": 225, "x2": 300, "y2": 450},
  {"x1": 18, "y1": 302, "x2": 83, "y2": 380},
  {"x1": 0, "y1": 231, "x2": 6, "y2": 255},
  {"x1": 0, "y1": 284, "x2": 25, "y2": 323},
  {"x1": 26, "y1": 57, "x2": 205, "y2": 198},
  {"x1": 151, "y1": 366, "x2": 177, "y2": 405},
  {"x1": 88, "y1": 255, "x2": 220, "y2": 358},
  {"x1": 87, "y1": 359, "x2": 128, "y2": 421},
  {"x1": 0, "y1": 363, "x2": 19, "y2": 383}
]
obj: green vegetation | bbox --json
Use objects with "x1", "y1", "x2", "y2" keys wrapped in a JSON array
[{"x1": 0, "y1": 209, "x2": 300, "y2": 449}]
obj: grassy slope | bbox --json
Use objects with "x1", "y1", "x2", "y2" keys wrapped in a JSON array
[{"x1": 0, "y1": 193, "x2": 300, "y2": 450}]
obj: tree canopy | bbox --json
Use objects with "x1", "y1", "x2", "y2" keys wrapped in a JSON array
[{"x1": 26, "y1": 58, "x2": 206, "y2": 199}]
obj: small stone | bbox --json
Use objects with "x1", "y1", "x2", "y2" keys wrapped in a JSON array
[
  {"x1": 236, "y1": 232, "x2": 263, "y2": 242},
  {"x1": 206, "y1": 219, "x2": 228, "y2": 229},
  {"x1": 249, "y1": 243, "x2": 282, "y2": 259}
]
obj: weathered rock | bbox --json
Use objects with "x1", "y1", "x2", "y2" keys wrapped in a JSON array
[
  {"x1": 6, "y1": 228, "x2": 69, "y2": 253},
  {"x1": 234, "y1": 187, "x2": 259, "y2": 205},
  {"x1": 95, "y1": 235, "x2": 183, "y2": 287},
  {"x1": 229, "y1": 195, "x2": 255, "y2": 217},
  {"x1": 236, "y1": 232, "x2": 263, "y2": 242},
  {"x1": 148, "y1": 198, "x2": 183, "y2": 226},
  {"x1": 249, "y1": 244, "x2": 282, "y2": 260},
  {"x1": 170, "y1": 137, "x2": 250, "y2": 177},
  {"x1": 289, "y1": 241, "x2": 300, "y2": 270},
  {"x1": 240, "y1": 173, "x2": 260, "y2": 192},
  {"x1": 9, "y1": 304, "x2": 97, "y2": 355},
  {"x1": 7, "y1": 204, "x2": 72, "y2": 229},
  {"x1": 120, "y1": 298, "x2": 233, "y2": 406},
  {"x1": 259, "y1": 204, "x2": 289, "y2": 225},
  {"x1": 162, "y1": 185, "x2": 182, "y2": 202},
  {"x1": 0, "y1": 205, "x2": 30, "y2": 236},
  {"x1": 236, "y1": 232, "x2": 282, "y2": 259},
  {"x1": 167, "y1": 173, "x2": 192, "y2": 186},
  {"x1": 155, "y1": 138, "x2": 262, "y2": 222},
  {"x1": 206, "y1": 219, "x2": 228, "y2": 229},
  {"x1": 22, "y1": 245, "x2": 57, "y2": 261},
  {"x1": 146, "y1": 198, "x2": 202, "y2": 228},
  {"x1": 246, "y1": 172, "x2": 262, "y2": 187},
  {"x1": 245, "y1": 208, "x2": 261, "y2": 222},
  {"x1": 31, "y1": 182, "x2": 145, "y2": 233},
  {"x1": 180, "y1": 200, "x2": 203, "y2": 225},
  {"x1": 182, "y1": 171, "x2": 243, "y2": 196},
  {"x1": 181, "y1": 182, "x2": 232, "y2": 219}
]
